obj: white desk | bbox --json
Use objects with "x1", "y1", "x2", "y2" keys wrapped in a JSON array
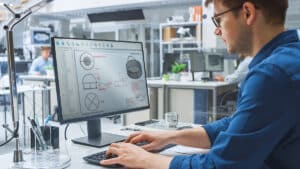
[
  {"x1": 147, "y1": 80, "x2": 237, "y2": 122},
  {"x1": 0, "y1": 122, "x2": 208, "y2": 169},
  {"x1": 19, "y1": 75, "x2": 55, "y2": 84}
]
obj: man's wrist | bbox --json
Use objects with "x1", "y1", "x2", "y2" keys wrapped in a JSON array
[
  {"x1": 145, "y1": 153, "x2": 172, "y2": 169},
  {"x1": 167, "y1": 130, "x2": 180, "y2": 144}
]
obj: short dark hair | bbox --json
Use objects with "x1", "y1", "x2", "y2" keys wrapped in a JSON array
[
  {"x1": 41, "y1": 46, "x2": 51, "y2": 50},
  {"x1": 205, "y1": 0, "x2": 288, "y2": 25}
]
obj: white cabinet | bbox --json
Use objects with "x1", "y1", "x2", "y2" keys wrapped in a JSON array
[{"x1": 159, "y1": 21, "x2": 202, "y2": 75}]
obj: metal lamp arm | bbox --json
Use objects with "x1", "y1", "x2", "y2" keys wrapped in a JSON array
[{"x1": 2, "y1": 0, "x2": 54, "y2": 163}]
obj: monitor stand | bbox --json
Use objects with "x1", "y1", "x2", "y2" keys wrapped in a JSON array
[
  {"x1": 201, "y1": 71, "x2": 214, "y2": 81},
  {"x1": 72, "y1": 119, "x2": 126, "y2": 148}
]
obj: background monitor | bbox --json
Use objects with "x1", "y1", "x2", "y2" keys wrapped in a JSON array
[
  {"x1": 162, "y1": 53, "x2": 180, "y2": 74},
  {"x1": 188, "y1": 51, "x2": 224, "y2": 81},
  {"x1": 29, "y1": 27, "x2": 51, "y2": 46},
  {"x1": 52, "y1": 37, "x2": 149, "y2": 147},
  {"x1": 189, "y1": 51, "x2": 206, "y2": 81},
  {"x1": 205, "y1": 54, "x2": 224, "y2": 72}
]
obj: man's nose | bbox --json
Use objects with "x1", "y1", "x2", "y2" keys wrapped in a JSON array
[{"x1": 214, "y1": 28, "x2": 222, "y2": 36}]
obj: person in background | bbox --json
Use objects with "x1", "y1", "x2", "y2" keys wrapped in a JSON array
[
  {"x1": 214, "y1": 55, "x2": 253, "y2": 87},
  {"x1": 29, "y1": 46, "x2": 53, "y2": 75},
  {"x1": 101, "y1": 0, "x2": 300, "y2": 169}
]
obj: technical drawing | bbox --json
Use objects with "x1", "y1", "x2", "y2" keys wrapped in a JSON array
[
  {"x1": 80, "y1": 53, "x2": 94, "y2": 70},
  {"x1": 84, "y1": 93, "x2": 100, "y2": 111},
  {"x1": 82, "y1": 74, "x2": 97, "y2": 89},
  {"x1": 126, "y1": 56, "x2": 142, "y2": 79}
]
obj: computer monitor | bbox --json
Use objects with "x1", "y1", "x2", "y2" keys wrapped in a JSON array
[
  {"x1": 189, "y1": 51, "x2": 205, "y2": 81},
  {"x1": 205, "y1": 54, "x2": 224, "y2": 72},
  {"x1": 15, "y1": 61, "x2": 31, "y2": 75},
  {"x1": 162, "y1": 53, "x2": 180, "y2": 74},
  {"x1": 52, "y1": 37, "x2": 150, "y2": 148},
  {"x1": 189, "y1": 51, "x2": 224, "y2": 81}
]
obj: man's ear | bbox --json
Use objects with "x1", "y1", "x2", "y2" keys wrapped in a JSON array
[{"x1": 242, "y1": 2, "x2": 256, "y2": 26}]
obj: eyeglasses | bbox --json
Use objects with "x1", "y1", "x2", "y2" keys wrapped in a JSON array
[{"x1": 211, "y1": 4, "x2": 243, "y2": 27}]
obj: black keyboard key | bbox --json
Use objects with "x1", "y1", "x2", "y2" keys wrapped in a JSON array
[{"x1": 83, "y1": 151, "x2": 123, "y2": 168}]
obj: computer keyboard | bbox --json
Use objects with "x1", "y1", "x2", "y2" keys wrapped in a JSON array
[
  {"x1": 83, "y1": 150, "x2": 123, "y2": 168},
  {"x1": 83, "y1": 142, "x2": 176, "y2": 168}
]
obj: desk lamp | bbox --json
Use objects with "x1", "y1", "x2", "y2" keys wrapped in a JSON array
[
  {"x1": 2, "y1": 0, "x2": 54, "y2": 163},
  {"x1": 177, "y1": 27, "x2": 193, "y2": 39}
]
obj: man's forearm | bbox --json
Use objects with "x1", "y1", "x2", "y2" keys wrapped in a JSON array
[{"x1": 170, "y1": 127, "x2": 211, "y2": 148}]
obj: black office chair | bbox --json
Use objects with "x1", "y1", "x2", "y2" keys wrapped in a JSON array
[{"x1": 216, "y1": 89, "x2": 239, "y2": 120}]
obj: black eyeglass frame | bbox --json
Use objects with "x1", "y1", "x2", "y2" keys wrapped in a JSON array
[{"x1": 211, "y1": 4, "x2": 244, "y2": 27}]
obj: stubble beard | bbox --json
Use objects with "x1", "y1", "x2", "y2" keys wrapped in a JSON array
[{"x1": 235, "y1": 26, "x2": 253, "y2": 56}]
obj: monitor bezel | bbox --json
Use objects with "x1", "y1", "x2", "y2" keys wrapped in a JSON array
[{"x1": 51, "y1": 37, "x2": 150, "y2": 124}]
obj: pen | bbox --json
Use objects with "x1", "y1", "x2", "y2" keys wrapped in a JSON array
[
  {"x1": 27, "y1": 117, "x2": 47, "y2": 150},
  {"x1": 34, "y1": 117, "x2": 48, "y2": 149}
]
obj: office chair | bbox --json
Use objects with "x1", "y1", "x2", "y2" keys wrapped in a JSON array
[{"x1": 217, "y1": 88, "x2": 239, "y2": 120}]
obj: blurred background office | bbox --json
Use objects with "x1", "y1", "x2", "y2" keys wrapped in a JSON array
[{"x1": 0, "y1": 0, "x2": 299, "y2": 156}]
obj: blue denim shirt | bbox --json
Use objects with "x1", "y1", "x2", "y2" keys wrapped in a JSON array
[
  {"x1": 29, "y1": 56, "x2": 53, "y2": 75},
  {"x1": 170, "y1": 29, "x2": 300, "y2": 169}
]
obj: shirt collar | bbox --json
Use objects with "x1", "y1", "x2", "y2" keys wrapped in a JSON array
[{"x1": 249, "y1": 29, "x2": 299, "y2": 69}]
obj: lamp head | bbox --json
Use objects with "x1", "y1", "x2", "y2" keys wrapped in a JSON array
[{"x1": 177, "y1": 27, "x2": 191, "y2": 35}]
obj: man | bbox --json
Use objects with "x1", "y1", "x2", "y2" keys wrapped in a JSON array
[
  {"x1": 101, "y1": 0, "x2": 300, "y2": 168},
  {"x1": 214, "y1": 55, "x2": 253, "y2": 87},
  {"x1": 29, "y1": 46, "x2": 53, "y2": 75}
]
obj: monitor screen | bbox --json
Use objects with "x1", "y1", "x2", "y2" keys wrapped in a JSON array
[
  {"x1": 205, "y1": 54, "x2": 224, "y2": 72},
  {"x1": 163, "y1": 53, "x2": 180, "y2": 74},
  {"x1": 52, "y1": 37, "x2": 149, "y2": 124},
  {"x1": 30, "y1": 28, "x2": 51, "y2": 46},
  {"x1": 189, "y1": 51, "x2": 206, "y2": 73}
]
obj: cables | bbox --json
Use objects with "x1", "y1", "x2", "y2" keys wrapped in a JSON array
[
  {"x1": 64, "y1": 124, "x2": 69, "y2": 140},
  {"x1": 0, "y1": 122, "x2": 19, "y2": 147},
  {"x1": 0, "y1": 136, "x2": 14, "y2": 147}
]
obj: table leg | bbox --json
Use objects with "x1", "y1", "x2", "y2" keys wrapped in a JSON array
[
  {"x1": 149, "y1": 88, "x2": 158, "y2": 119},
  {"x1": 163, "y1": 85, "x2": 169, "y2": 115},
  {"x1": 212, "y1": 88, "x2": 217, "y2": 121}
]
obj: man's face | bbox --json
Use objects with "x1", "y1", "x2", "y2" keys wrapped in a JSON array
[
  {"x1": 41, "y1": 48, "x2": 51, "y2": 60},
  {"x1": 213, "y1": 1, "x2": 252, "y2": 55}
]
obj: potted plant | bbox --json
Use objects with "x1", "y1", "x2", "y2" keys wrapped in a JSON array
[{"x1": 171, "y1": 62, "x2": 186, "y2": 81}]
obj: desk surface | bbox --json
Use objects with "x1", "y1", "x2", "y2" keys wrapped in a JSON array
[
  {"x1": 19, "y1": 75, "x2": 55, "y2": 82},
  {"x1": 147, "y1": 79, "x2": 236, "y2": 88},
  {"x1": 0, "y1": 85, "x2": 53, "y2": 95},
  {"x1": 0, "y1": 123, "x2": 208, "y2": 169}
]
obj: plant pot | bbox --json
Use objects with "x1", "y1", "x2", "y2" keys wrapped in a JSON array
[{"x1": 171, "y1": 73, "x2": 181, "y2": 81}]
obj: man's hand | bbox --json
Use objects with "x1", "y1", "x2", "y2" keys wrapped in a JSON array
[
  {"x1": 125, "y1": 131, "x2": 176, "y2": 151},
  {"x1": 100, "y1": 142, "x2": 172, "y2": 169},
  {"x1": 214, "y1": 75, "x2": 225, "y2": 81}
]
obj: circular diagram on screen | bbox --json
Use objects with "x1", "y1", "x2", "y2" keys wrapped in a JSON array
[
  {"x1": 80, "y1": 53, "x2": 94, "y2": 70},
  {"x1": 84, "y1": 93, "x2": 100, "y2": 111},
  {"x1": 126, "y1": 56, "x2": 142, "y2": 79}
]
